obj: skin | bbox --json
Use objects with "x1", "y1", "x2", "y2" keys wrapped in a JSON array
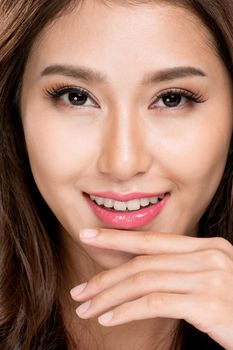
[{"x1": 20, "y1": 1, "x2": 233, "y2": 349}]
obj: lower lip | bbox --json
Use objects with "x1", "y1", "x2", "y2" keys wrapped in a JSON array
[{"x1": 84, "y1": 193, "x2": 170, "y2": 229}]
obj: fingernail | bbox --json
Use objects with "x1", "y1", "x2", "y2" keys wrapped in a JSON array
[
  {"x1": 98, "y1": 311, "x2": 113, "y2": 325},
  {"x1": 76, "y1": 300, "x2": 91, "y2": 316},
  {"x1": 79, "y1": 229, "x2": 98, "y2": 239},
  {"x1": 70, "y1": 282, "x2": 87, "y2": 297}
]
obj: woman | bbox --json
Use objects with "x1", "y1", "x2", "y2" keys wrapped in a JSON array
[{"x1": 0, "y1": 0, "x2": 232, "y2": 349}]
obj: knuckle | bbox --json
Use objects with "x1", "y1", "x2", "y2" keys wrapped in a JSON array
[
  {"x1": 95, "y1": 291, "x2": 109, "y2": 305},
  {"x1": 128, "y1": 255, "x2": 151, "y2": 273},
  {"x1": 136, "y1": 231, "x2": 154, "y2": 253},
  {"x1": 205, "y1": 270, "x2": 227, "y2": 292},
  {"x1": 145, "y1": 293, "x2": 157, "y2": 309},
  {"x1": 142, "y1": 230, "x2": 152, "y2": 242},
  {"x1": 145, "y1": 293, "x2": 164, "y2": 310},
  {"x1": 130, "y1": 255, "x2": 147, "y2": 272},
  {"x1": 91, "y1": 271, "x2": 108, "y2": 290},
  {"x1": 209, "y1": 237, "x2": 232, "y2": 252},
  {"x1": 204, "y1": 249, "x2": 231, "y2": 270},
  {"x1": 131, "y1": 271, "x2": 148, "y2": 285}
]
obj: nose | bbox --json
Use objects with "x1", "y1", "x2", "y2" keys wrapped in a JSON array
[{"x1": 97, "y1": 109, "x2": 153, "y2": 181}]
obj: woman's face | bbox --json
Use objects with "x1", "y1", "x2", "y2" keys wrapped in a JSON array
[{"x1": 20, "y1": 1, "x2": 232, "y2": 268}]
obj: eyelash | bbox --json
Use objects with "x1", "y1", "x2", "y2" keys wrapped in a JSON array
[
  {"x1": 44, "y1": 84, "x2": 98, "y2": 107},
  {"x1": 151, "y1": 88, "x2": 206, "y2": 109},
  {"x1": 44, "y1": 84, "x2": 206, "y2": 110}
]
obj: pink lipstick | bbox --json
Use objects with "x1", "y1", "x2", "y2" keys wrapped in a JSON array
[{"x1": 83, "y1": 192, "x2": 170, "y2": 229}]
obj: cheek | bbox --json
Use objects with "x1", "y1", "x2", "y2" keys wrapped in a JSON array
[
  {"x1": 150, "y1": 109, "x2": 232, "y2": 195},
  {"x1": 21, "y1": 109, "x2": 99, "y2": 197},
  {"x1": 172, "y1": 128, "x2": 228, "y2": 188}
]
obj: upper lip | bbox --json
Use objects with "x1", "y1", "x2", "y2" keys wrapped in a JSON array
[{"x1": 86, "y1": 191, "x2": 168, "y2": 201}]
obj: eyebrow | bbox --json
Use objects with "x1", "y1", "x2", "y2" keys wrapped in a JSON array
[
  {"x1": 40, "y1": 64, "x2": 207, "y2": 84},
  {"x1": 142, "y1": 66, "x2": 207, "y2": 84}
]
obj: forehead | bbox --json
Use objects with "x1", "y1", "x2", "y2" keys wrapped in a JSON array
[
  {"x1": 25, "y1": 0, "x2": 225, "y2": 82},
  {"x1": 40, "y1": 2, "x2": 215, "y2": 39}
]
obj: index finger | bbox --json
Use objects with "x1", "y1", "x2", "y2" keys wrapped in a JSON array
[{"x1": 79, "y1": 228, "x2": 233, "y2": 256}]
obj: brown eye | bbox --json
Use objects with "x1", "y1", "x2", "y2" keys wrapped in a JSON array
[
  {"x1": 68, "y1": 91, "x2": 89, "y2": 105},
  {"x1": 150, "y1": 89, "x2": 206, "y2": 110},
  {"x1": 161, "y1": 93, "x2": 182, "y2": 107},
  {"x1": 45, "y1": 86, "x2": 99, "y2": 108},
  {"x1": 62, "y1": 89, "x2": 96, "y2": 107}
]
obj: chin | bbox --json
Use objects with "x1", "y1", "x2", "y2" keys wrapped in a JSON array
[{"x1": 84, "y1": 245, "x2": 137, "y2": 270}]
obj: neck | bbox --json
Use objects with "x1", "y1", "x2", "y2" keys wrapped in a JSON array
[
  {"x1": 58, "y1": 228, "x2": 180, "y2": 350},
  {"x1": 61, "y1": 297, "x2": 179, "y2": 350}
]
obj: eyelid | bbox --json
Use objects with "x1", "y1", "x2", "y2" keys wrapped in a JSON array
[
  {"x1": 43, "y1": 83, "x2": 100, "y2": 107},
  {"x1": 155, "y1": 87, "x2": 205, "y2": 100},
  {"x1": 148, "y1": 87, "x2": 207, "y2": 109}
]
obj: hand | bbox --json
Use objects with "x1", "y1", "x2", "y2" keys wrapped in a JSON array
[{"x1": 70, "y1": 228, "x2": 233, "y2": 350}]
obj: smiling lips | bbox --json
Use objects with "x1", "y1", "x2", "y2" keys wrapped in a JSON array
[{"x1": 83, "y1": 191, "x2": 170, "y2": 229}]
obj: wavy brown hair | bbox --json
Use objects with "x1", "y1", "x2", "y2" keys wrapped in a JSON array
[{"x1": 0, "y1": 0, "x2": 232, "y2": 349}]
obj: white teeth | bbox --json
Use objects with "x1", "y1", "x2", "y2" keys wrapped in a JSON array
[
  {"x1": 89, "y1": 193, "x2": 166, "y2": 211},
  {"x1": 150, "y1": 196, "x2": 159, "y2": 204},
  {"x1": 140, "y1": 198, "x2": 150, "y2": 207},
  {"x1": 127, "y1": 199, "x2": 141, "y2": 211},
  {"x1": 113, "y1": 201, "x2": 127, "y2": 211},
  {"x1": 95, "y1": 197, "x2": 105, "y2": 205},
  {"x1": 103, "y1": 198, "x2": 114, "y2": 208}
]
